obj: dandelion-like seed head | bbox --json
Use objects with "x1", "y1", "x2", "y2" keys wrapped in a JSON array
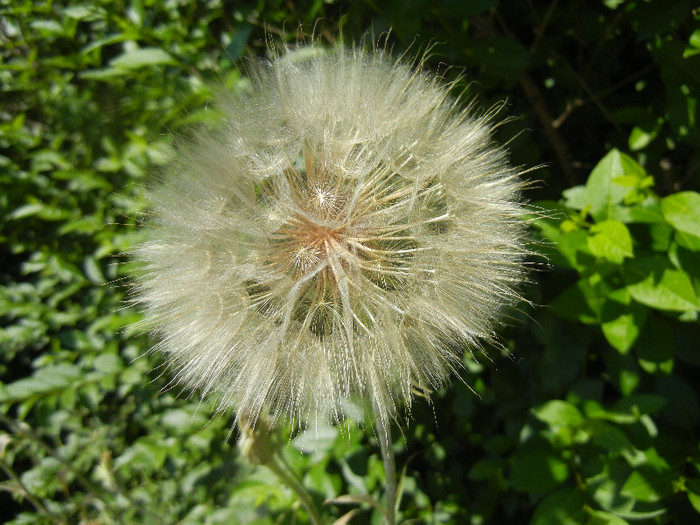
[{"x1": 133, "y1": 44, "x2": 530, "y2": 430}]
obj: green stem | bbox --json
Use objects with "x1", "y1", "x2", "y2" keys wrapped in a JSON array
[
  {"x1": 265, "y1": 452, "x2": 324, "y2": 525},
  {"x1": 0, "y1": 456, "x2": 64, "y2": 525},
  {"x1": 375, "y1": 416, "x2": 397, "y2": 525}
]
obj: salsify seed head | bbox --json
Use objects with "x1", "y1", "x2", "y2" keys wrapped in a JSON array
[{"x1": 133, "y1": 44, "x2": 530, "y2": 430}]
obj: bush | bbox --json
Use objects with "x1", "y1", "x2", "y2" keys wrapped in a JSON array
[{"x1": 1, "y1": 1, "x2": 698, "y2": 523}]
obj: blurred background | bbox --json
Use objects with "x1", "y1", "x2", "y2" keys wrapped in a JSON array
[{"x1": 1, "y1": 1, "x2": 699, "y2": 523}]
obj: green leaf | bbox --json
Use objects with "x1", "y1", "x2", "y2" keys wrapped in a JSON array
[
  {"x1": 613, "y1": 394, "x2": 667, "y2": 417},
  {"x1": 533, "y1": 400, "x2": 585, "y2": 428},
  {"x1": 690, "y1": 29, "x2": 700, "y2": 49},
  {"x1": 586, "y1": 419, "x2": 633, "y2": 453},
  {"x1": 587, "y1": 220, "x2": 634, "y2": 263},
  {"x1": 687, "y1": 478, "x2": 700, "y2": 513},
  {"x1": 531, "y1": 487, "x2": 585, "y2": 525},
  {"x1": 92, "y1": 353, "x2": 124, "y2": 374},
  {"x1": 601, "y1": 299, "x2": 647, "y2": 354},
  {"x1": 688, "y1": 491, "x2": 700, "y2": 514},
  {"x1": 291, "y1": 425, "x2": 338, "y2": 454},
  {"x1": 0, "y1": 364, "x2": 82, "y2": 404},
  {"x1": 584, "y1": 150, "x2": 646, "y2": 222},
  {"x1": 587, "y1": 509, "x2": 630, "y2": 525},
  {"x1": 628, "y1": 125, "x2": 657, "y2": 151},
  {"x1": 110, "y1": 47, "x2": 177, "y2": 69},
  {"x1": 160, "y1": 407, "x2": 209, "y2": 432},
  {"x1": 624, "y1": 256, "x2": 700, "y2": 312},
  {"x1": 552, "y1": 276, "x2": 610, "y2": 324},
  {"x1": 621, "y1": 467, "x2": 670, "y2": 503},
  {"x1": 661, "y1": 191, "x2": 700, "y2": 238},
  {"x1": 562, "y1": 185, "x2": 587, "y2": 210}
]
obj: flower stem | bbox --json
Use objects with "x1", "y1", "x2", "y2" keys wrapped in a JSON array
[
  {"x1": 265, "y1": 452, "x2": 324, "y2": 525},
  {"x1": 238, "y1": 421, "x2": 323, "y2": 525},
  {"x1": 375, "y1": 416, "x2": 397, "y2": 525}
]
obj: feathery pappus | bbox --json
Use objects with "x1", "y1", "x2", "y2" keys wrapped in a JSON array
[{"x1": 132, "y1": 43, "x2": 530, "y2": 430}]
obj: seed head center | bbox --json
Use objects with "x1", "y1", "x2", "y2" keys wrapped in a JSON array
[{"x1": 278, "y1": 213, "x2": 354, "y2": 274}]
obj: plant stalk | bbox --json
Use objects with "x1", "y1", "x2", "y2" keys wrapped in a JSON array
[
  {"x1": 265, "y1": 452, "x2": 324, "y2": 525},
  {"x1": 375, "y1": 416, "x2": 397, "y2": 525}
]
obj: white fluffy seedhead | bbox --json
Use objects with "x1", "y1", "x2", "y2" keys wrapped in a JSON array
[{"x1": 132, "y1": 43, "x2": 529, "y2": 431}]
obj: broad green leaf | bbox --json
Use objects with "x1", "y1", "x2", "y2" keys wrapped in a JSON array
[
  {"x1": 92, "y1": 353, "x2": 124, "y2": 374},
  {"x1": 661, "y1": 191, "x2": 700, "y2": 238},
  {"x1": 690, "y1": 29, "x2": 700, "y2": 49},
  {"x1": 584, "y1": 150, "x2": 646, "y2": 222},
  {"x1": 531, "y1": 487, "x2": 584, "y2": 525},
  {"x1": 675, "y1": 231, "x2": 700, "y2": 252},
  {"x1": 0, "y1": 364, "x2": 82, "y2": 403},
  {"x1": 562, "y1": 185, "x2": 587, "y2": 210},
  {"x1": 586, "y1": 419, "x2": 633, "y2": 452},
  {"x1": 624, "y1": 256, "x2": 700, "y2": 312},
  {"x1": 533, "y1": 400, "x2": 584, "y2": 428},
  {"x1": 292, "y1": 425, "x2": 338, "y2": 453},
  {"x1": 160, "y1": 408, "x2": 209, "y2": 432},
  {"x1": 8, "y1": 203, "x2": 44, "y2": 220},
  {"x1": 587, "y1": 220, "x2": 634, "y2": 263},
  {"x1": 628, "y1": 126, "x2": 657, "y2": 151},
  {"x1": 621, "y1": 467, "x2": 670, "y2": 503},
  {"x1": 110, "y1": 47, "x2": 177, "y2": 69},
  {"x1": 601, "y1": 299, "x2": 647, "y2": 354},
  {"x1": 688, "y1": 491, "x2": 700, "y2": 514}
]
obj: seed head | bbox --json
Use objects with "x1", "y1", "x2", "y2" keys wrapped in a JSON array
[{"x1": 133, "y1": 45, "x2": 529, "y2": 429}]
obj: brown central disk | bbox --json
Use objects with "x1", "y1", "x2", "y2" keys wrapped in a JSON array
[{"x1": 275, "y1": 213, "x2": 351, "y2": 275}]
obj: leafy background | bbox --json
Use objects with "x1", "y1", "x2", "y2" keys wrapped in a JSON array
[{"x1": 1, "y1": 0, "x2": 699, "y2": 523}]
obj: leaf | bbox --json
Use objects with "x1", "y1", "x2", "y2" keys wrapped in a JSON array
[
  {"x1": 628, "y1": 125, "x2": 658, "y2": 151},
  {"x1": 587, "y1": 509, "x2": 631, "y2": 525},
  {"x1": 621, "y1": 466, "x2": 671, "y2": 503},
  {"x1": 661, "y1": 191, "x2": 700, "y2": 238},
  {"x1": 110, "y1": 47, "x2": 177, "y2": 69},
  {"x1": 601, "y1": 299, "x2": 647, "y2": 354},
  {"x1": 624, "y1": 256, "x2": 700, "y2": 312},
  {"x1": 552, "y1": 275, "x2": 610, "y2": 324},
  {"x1": 92, "y1": 353, "x2": 124, "y2": 374},
  {"x1": 562, "y1": 185, "x2": 587, "y2": 210},
  {"x1": 586, "y1": 420, "x2": 633, "y2": 453},
  {"x1": 292, "y1": 425, "x2": 338, "y2": 453},
  {"x1": 587, "y1": 220, "x2": 634, "y2": 263},
  {"x1": 687, "y1": 478, "x2": 700, "y2": 513},
  {"x1": 688, "y1": 491, "x2": 700, "y2": 514},
  {"x1": 584, "y1": 150, "x2": 646, "y2": 222},
  {"x1": 0, "y1": 364, "x2": 82, "y2": 404},
  {"x1": 532, "y1": 400, "x2": 585, "y2": 428},
  {"x1": 613, "y1": 394, "x2": 667, "y2": 417},
  {"x1": 531, "y1": 486, "x2": 584, "y2": 525}
]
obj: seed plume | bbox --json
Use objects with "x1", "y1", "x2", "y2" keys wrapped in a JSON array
[{"x1": 132, "y1": 44, "x2": 529, "y2": 429}]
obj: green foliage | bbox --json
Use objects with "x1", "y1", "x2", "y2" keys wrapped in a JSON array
[
  {"x1": 2, "y1": 0, "x2": 699, "y2": 524},
  {"x1": 525, "y1": 149, "x2": 700, "y2": 523}
]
